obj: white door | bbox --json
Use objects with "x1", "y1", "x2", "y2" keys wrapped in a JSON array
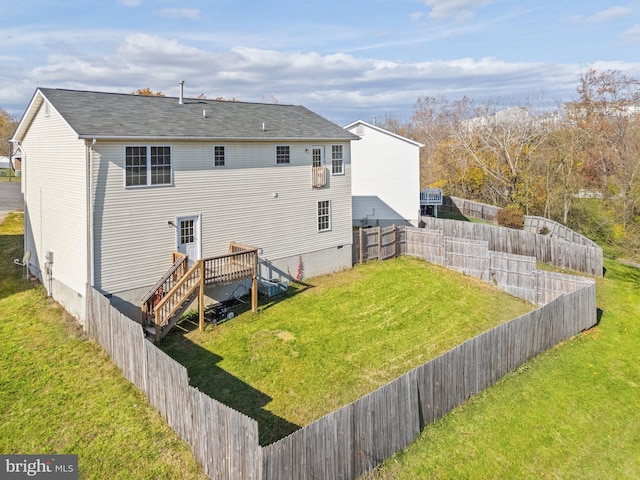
[
  {"x1": 176, "y1": 215, "x2": 201, "y2": 265},
  {"x1": 312, "y1": 146, "x2": 324, "y2": 167}
]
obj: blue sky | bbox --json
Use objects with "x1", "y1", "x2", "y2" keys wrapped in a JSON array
[{"x1": 2, "y1": 0, "x2": 640, "y2": 125}]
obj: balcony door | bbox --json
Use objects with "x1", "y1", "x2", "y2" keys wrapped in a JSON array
[
  {"x1": 176, "y1": 215, "x2": 201, "y2": 265},
  {"x1": 312, "y1": 146, "x2": 324, "y2": 167}
]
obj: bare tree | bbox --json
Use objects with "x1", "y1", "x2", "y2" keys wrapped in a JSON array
[{"x1": 1, "y1": 107, "x2": 19, "y2": 157}]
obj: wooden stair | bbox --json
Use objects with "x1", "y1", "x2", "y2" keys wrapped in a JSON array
[
  {"x1": 143, "y1": 289, "x2": 198, "y2": 342},
  {"x1": 141, "y1": 244, "x2": 260, "y2": 342}
]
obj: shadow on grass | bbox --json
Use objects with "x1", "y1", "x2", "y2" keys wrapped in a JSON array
[
  {"x1": 160, "y1": 318, "x2": 301, "y2": 446},
  {"x1": 0, "y1": 234, "x2": 38, "y2": 299}
]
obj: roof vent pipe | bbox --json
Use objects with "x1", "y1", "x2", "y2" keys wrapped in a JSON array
[{"x1": 179, "y1": 80, "x2": 184, "y2": 105}]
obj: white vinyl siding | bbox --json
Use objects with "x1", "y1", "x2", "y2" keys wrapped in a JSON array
[
  {"x1": 348, "y1": 122, "x2": 420, "y2": 226},
  {"x1": 21, "y1": 99, "x2": 89, "y2": 295},
  {"x1": 93, "y1": 141, "x2": 352, "y2": 293}
]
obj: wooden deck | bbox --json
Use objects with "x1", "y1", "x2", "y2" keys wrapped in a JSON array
[{"x1": 141, "y1": 243, "x2": 259, "y2": 341}]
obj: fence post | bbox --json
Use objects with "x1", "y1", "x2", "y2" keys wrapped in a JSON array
[
  {"x1": 393, "y1": 224, "x2": 397, "y2": 258},
  {"x1": 198, "y1": 260, "x2": 205, "y2": 332},
  {"x1": 359, "y1": 227, "x2": 364, "y2": 264},
  {"x1": 378, "y1": 226, "x2": 382, "y2": 261}
]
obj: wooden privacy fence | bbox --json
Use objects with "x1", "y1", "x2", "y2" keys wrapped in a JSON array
[
  {"x1": 263, "y1": 278, "x2": 596, "y2": 479},
  {"x1": 441, "y1": 196, "x2": 602, "y2": 257},
  {"x1": 87, "y1": 226, "x2": 596, "y2": 480},
  {"x1": 420, "y1": 215, "x2": 603, "y2": 276},
  {"x1": 86, "y1": 288, "x2": 261, "y2": 480},
  {"x1": 441, "y1": 196, "x2": 501, "y2": 222},
  {"x1": 354, "y1": 226, "x2": 593, "y2": 306}
]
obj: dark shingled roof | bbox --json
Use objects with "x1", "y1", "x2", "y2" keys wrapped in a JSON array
[{"x1": 38, "y1": 88, "x2": 358, "y2": 141}]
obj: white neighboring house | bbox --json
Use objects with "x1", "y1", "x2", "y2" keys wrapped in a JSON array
[
  {"x1": 0, "y1": 156, "x2": 10, "y2": 169},
  {"x1": 11, "y1": 87, "x2": 358, "y2": 325},
  {"x1": 344, "y1": 120, "x2": 423, "y2": 227}
]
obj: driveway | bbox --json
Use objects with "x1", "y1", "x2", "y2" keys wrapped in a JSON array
[{"x1": 0, "y1": 181, "x2": 23, "y2": 223}]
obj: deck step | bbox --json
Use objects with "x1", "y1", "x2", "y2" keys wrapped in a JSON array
[{"x1": 144, "y1": 290, "x2": 198, "y2": 342}]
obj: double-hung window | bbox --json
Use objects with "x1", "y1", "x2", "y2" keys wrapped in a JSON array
[
  {"x1": 317, "y1": 200, "x2": 331, "y2": 232},
  {"x1": 125, "y1": 146, "x2": 172, "y2": 187},
  {"x1": 276, "y1": 145, "x2": 290, "y2": 164},
  {"x1": 214, "y1": 145, "x2": 226, "y2": 167},
  {"x1": 331, "y1": 145, "x2": 344, "y2": 175}
]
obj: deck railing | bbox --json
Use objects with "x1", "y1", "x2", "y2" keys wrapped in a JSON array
[
  {"x1": 420, "y1": 188, "x2": 443, "y2": 206},
  {"x1": 312, "y1": 166, "x2": 327, "y2": 188},
  {"x1": 143, "y1": 244, "x2": 260, "y2": 341},
  {"x1": 203, "y1": 248, "x2": 258, "y2": 285}
]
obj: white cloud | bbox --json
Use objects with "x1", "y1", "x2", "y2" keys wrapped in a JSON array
[
  {"x1": 3, "y1": 32, "x2": 640, "y2": 124},
  {"x1": 586, "y1": 6, "x2": 631, "y2": 23},
  {"x1": 410, "y1": 12, "x2": 424, "y2": 21},
  {"x1": 119, "y1": 0, "x2": 141, "y2": 7},
  {"x1": 425, "y1": 0, "x2": 493, "y2": 21},
  {"x1": 621, "y1": 24, "x2": 640, "y2": 44},
  {"x1": 157, "y1": 8, "x2": 201, "y2": 20}
]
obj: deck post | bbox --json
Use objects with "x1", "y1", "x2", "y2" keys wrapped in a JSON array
[
  {"x1": 198, "y1": 260, "x2": 205, "y2": 332},
  {"x1": 251, "y1": 251, "x2": 258, "y2": 313}
]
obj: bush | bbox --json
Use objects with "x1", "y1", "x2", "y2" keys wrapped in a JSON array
[{"x1": 496, "y1": 205, "x2": 525, "y2": 229}]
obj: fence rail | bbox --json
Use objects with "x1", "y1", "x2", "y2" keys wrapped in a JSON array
[{"x1": 87, "y1": 224, "x2": 597, "y2": 480}]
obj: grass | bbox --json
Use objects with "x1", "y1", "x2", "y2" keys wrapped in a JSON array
[
  {"x1": 0, "y1": 212, "x2": 207, "y2": 479},
  {"x1": 437, "y1": 211, "x2": 494, "y2": 224},
  {"x1": 0, "y1": 168, "x2": 19, "y2": 181},
  {"x1": 161, "y1": 256, "x2": 534, "y2": 445},
  {"x1": 364, "y1": 258, "x2": 640, "y2": 479}
]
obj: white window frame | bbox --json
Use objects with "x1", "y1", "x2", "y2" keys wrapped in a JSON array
[
  {"x1": 276, "y1": 145, "x2": 291, "y2": 165},
  {"x1": 213, "y1": 145, "x2": 226, "y2": 167},
  {"x1": 124, "y1": 145, "x2": 172, "y2": 187},
  {"x1": 331, "y1": 144, "x2": 344, "y2": 175},
  {"x1": 317, "y1": 200, "x2": 331, "y2": 232}
]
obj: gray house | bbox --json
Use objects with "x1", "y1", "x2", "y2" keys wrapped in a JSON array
[{"x1": 11, "y1": 87, "x2": 358, "y2": 330}]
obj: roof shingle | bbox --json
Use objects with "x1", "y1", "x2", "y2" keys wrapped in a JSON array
[{"x1": 38, "y1": 88, "x2": 358, "y2": 141}]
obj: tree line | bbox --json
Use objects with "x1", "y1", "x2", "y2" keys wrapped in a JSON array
[{"x1": 381, "y1": 68, "x2": 640, "y2": 258}]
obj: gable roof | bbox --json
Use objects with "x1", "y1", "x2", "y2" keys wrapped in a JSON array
[
  {"x1": 13, "y1": 88, "x2": 359, "y2": 142},
  {"x1": 344, "y1": 120, "x2": 424, "y2": 147}
]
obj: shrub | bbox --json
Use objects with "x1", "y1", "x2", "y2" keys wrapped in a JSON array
[{"x1": 496, "y1": 205, "x2": 525, "y2": 229}]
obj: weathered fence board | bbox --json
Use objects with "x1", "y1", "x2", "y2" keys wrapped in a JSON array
[
  {"x1": 86, "y1": 287, "x2": 261, "y2": 480},
  {"x1": 420, "y1": 215, "x2": 603, "y2": 276},
  {"x1": 87, "y1": 222, "x2": 597, "y2": 480}
]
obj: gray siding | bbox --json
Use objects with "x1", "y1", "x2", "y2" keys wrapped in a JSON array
[{"x1": 93, "y1": 140, "x2": 352, "y2": 294}]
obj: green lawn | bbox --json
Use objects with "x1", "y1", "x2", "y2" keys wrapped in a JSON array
[
  {"x1": 0, "y1": 213, "x2": 207, "y2": 479},
  {"x1": 161, "y1": 256, "x2": 534, "y2": 445},
  {"x1": 0, "y1": 168, "x2": 19, "y2": 181},
  {"x1": 364, "y1": 258, "x2": 640, "y2": 479}
]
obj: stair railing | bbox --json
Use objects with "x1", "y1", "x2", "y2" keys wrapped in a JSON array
[
  {"x1": 152, "y1": 260, "x2": 202, "y2": 339},
  {"x1": 140, "y1": 252, "x2": 189, "y2": 324}
]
